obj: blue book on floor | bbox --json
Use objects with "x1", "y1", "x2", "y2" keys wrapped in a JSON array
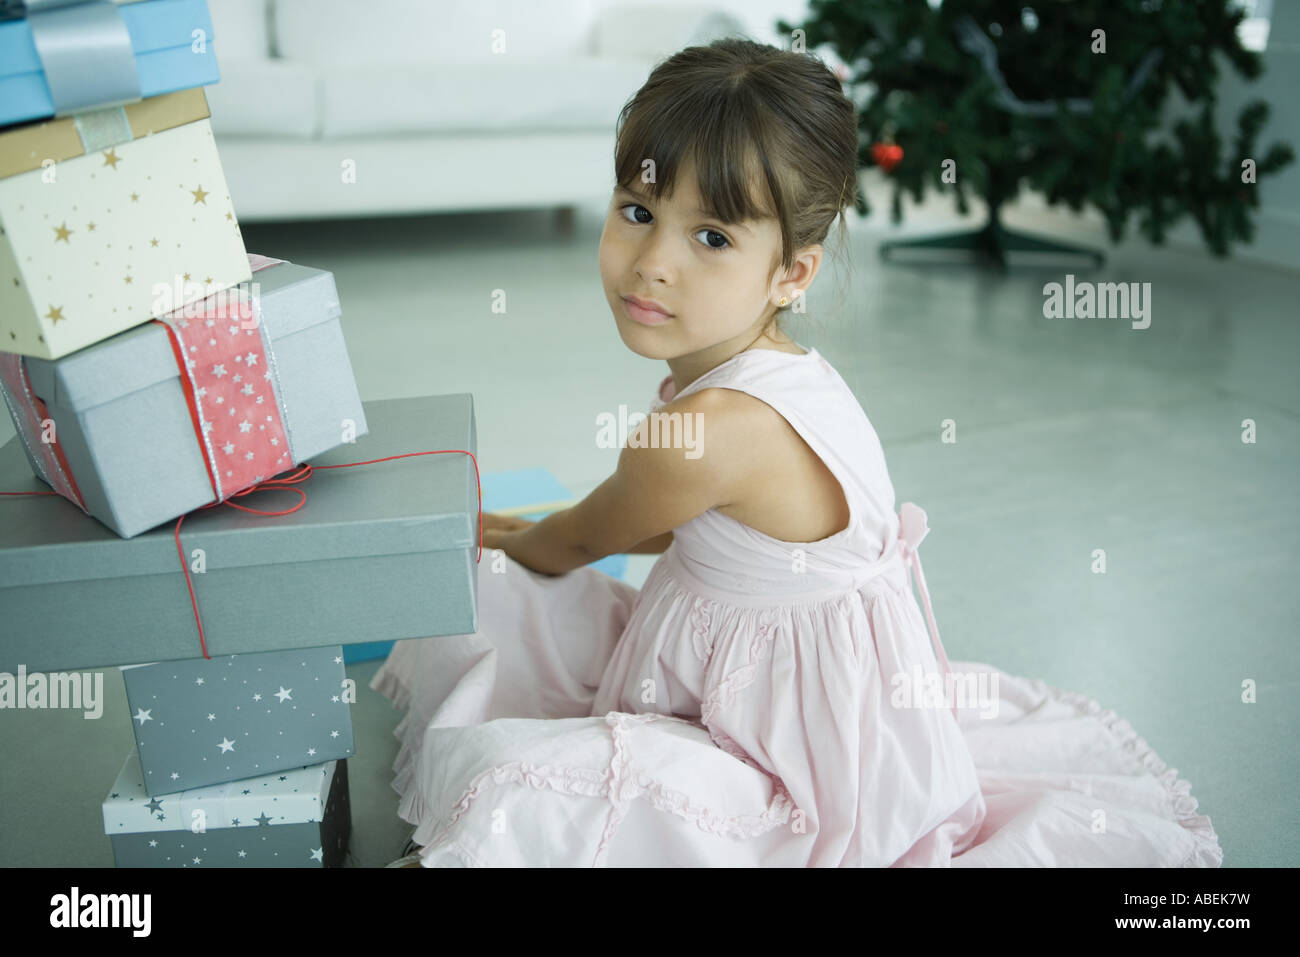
[{"x1": 344, "y1": 468, "x2": 629, "y2": 663}]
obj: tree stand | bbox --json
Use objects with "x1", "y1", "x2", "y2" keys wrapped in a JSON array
[{"x1": 879, "y1": 207, "x2": 1105, "y2": 271}]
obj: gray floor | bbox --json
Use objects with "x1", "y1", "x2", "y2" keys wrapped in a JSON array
[{"x1": 1, "y1": 184, "x2": 1296, "y2": 866}]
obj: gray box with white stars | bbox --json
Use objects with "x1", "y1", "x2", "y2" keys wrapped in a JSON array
[
  {"x1": 122, "y1": 644, "x2": 354, "y2": 795},
  {"x1": 104, "y1": 752, "x2": 351, "y2": 868}
]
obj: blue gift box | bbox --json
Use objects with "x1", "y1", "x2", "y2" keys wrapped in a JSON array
[
  {"x1": 103, "y1": 751, "x2": 352, "y2": 868},
  {"x1": 0, "y1": 0, "x2": 219, "y2": 127},
  {"x1": 121, "y1": 644, "x2": 356, "y2": 796}
]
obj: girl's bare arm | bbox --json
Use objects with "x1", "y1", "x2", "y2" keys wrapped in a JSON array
[{"x1": 625, "y1": 530, "x2": 673, "y2": 554}]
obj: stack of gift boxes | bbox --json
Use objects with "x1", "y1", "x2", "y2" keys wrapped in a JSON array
[{"x1": 0, "y1": 0, "x2": 480, "y2": 867}]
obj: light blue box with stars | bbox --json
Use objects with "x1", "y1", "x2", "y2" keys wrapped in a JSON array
[
  {"x1": 121, "y1": 643, "x2": 355, "y2": 796},
  {"x1": 102, "y1": 751, "x2": 351, "y2": 868}
]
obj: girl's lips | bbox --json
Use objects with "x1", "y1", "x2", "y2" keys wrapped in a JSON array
[{"x1": 623, "y1": 297, "x2": 672, "y2": 326}]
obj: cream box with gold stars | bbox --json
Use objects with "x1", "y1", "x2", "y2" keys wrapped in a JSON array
[{"x1": 0, "y1": 86, "x2": 251, "y2": 360}]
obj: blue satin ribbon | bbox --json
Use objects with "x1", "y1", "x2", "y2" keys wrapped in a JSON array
[{"x1": 26, "y1": 0, "x2": 142, "y2": 117}]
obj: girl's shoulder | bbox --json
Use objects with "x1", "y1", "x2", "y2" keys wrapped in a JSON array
[{"x1": 667, "y1": 384, "x2": 852, "y2": 545}]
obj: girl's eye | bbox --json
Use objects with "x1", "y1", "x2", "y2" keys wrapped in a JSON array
[
  {"x1": 617, "y1": 204, "x2": 731, "y2": 251},
  {"x1": 694, "y1": 228, "x2": 731, "y2": 251},
  {"x1": 619, "y1": 203, "x2": 653, "y2": 226}
]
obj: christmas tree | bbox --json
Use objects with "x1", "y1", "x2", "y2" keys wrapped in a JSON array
[{"x1": 777, "y1": 0, "x2": 1295, "y2": 267}]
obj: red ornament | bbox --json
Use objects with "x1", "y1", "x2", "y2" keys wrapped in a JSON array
[{"x1": 871, "y1": 142, "x2": 904, "y2": 173}]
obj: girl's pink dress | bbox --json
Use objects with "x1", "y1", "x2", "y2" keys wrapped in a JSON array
[{"x1": 371, "y1": 346, "x2": 1222, "y2": 867}]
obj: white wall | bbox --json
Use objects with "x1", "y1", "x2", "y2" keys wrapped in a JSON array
[
  {"x1": 1164, "y1": 2, "x2": 1300, "y2": 271},
  {"x1": 592, "y1": 0, "x2": 810, "y2": 47}
]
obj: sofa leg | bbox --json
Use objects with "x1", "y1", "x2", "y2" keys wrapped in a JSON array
[{"x1": 555, "y1": 205, "x2": 576, "y2": 235}]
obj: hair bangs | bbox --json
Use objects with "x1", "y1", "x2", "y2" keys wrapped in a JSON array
[{"x1": 613, "y1": 80, "x2": 786, "y2": 258}]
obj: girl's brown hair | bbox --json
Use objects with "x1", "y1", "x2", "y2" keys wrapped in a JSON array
[{"x1": 612, "y1": 36, "x2": 859, "y2": 339}]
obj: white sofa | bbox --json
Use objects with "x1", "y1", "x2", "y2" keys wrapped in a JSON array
[{"x1": 203, "y1": 0, "x2": 745, "y2": 223}]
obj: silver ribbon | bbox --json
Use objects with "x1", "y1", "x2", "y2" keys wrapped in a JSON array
[
  {"x1": 252, "y1": 275, "x2": 300, "y2": 472},
  {"x1": 71, "y1": 101, "x2": 133, "y2": 150},
  {"x1": 27, "y1": 0, "x2": 142, "y2": 117}
]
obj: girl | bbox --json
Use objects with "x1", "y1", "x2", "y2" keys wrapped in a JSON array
[{"x1": 375, "y1": 38, "x2": 1221, "y2": 868}]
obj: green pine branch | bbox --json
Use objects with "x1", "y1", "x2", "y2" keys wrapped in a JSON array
[{"x1": 775, "y1": 0, "x2": 1295, "y2": 259}]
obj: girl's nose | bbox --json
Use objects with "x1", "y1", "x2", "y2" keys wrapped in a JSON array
[{"x1": 633, "y1": 236, "x2": 676, "y2": 285}]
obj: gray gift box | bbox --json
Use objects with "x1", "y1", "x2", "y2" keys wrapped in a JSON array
[
  {"x1": 122, "y1": 644, "x2": 355, "y2": 796},
  {"x1": 0, "y1": 394, "x2": 479, "y2": 673},
  {"x1": 0, "y1": 258, "x2": 368, "y2": 539},
  {"x1": 103, "y1": 753, "x2": 352, "y2": 868}
]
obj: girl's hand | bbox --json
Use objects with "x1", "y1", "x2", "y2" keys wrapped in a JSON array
[
  {"x1": 480, "y1": 512, "x2": 535, "y2": 552},
  {"x1": 481, "y1": 512, "x2": 536, "y2": 534}
]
